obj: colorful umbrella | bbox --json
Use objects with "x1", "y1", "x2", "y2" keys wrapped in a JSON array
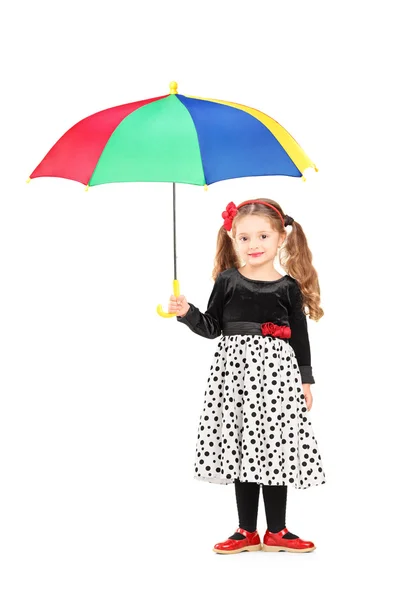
[{"x1": 28, "y1": 82, "x2": 317, "y2": 316}]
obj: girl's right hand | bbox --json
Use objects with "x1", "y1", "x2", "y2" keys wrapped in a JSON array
[{"x1": 168, "y1": 295, "x2": 190, "y2": 317}]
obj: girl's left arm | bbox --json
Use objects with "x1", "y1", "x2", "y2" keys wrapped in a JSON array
[{"x1": 288, "y1": 281, "x2": 315, "y2": 385}]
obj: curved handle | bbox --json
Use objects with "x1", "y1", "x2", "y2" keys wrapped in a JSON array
[{"x1": 156, "y1": 280, "x2": 181, "y2": 318}]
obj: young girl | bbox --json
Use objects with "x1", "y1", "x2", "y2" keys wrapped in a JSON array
[{"x1": 168, "y1": 198, "x2": 326, "y2": 554}]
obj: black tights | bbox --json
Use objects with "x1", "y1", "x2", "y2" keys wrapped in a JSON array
[{"x1": 232, "y1": 479, "x2": 297, "y2": 538}]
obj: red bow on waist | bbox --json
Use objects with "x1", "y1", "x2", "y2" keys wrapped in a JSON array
[{"x1": 261, "y1": 322, "x2": 291, "y2": 339}]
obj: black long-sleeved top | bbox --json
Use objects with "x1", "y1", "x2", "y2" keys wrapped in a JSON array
[{"x1": 177, "y1": 267, "x2": 315, "y2": 384}]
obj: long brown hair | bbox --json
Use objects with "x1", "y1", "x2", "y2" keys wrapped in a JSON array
[{"x1": 211, "y1": 199, "x2": 324, "y2": 321}]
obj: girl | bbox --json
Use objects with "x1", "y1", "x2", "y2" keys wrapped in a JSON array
[{"x1": 168, "y1": 198, "x2": 326, "y2": 554}]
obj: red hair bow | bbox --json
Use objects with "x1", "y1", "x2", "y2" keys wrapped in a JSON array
[
  {"x1": 261, "y1": 322, "x2": 291, "y2": 339},
  {"x1": 221, "y1": 202, "x2": 238, "y2": 231}
]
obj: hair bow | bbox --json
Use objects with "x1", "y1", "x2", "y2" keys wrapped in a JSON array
[{"x1": 221, "y1": 202, "x2": 238, "y2": 231}]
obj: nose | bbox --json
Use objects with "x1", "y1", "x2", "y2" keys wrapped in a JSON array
[{"x1": 249, "y1": 241, "x2": 260, "y2": 250}]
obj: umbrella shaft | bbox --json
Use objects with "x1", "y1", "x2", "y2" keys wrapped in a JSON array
[{"x1": 173, "y1": 182, "x2": 177, "y2": 280}]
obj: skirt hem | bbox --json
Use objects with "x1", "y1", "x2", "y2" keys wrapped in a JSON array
[{"x1": 193, "y1": 474, "x2": 326, "y2": 490}]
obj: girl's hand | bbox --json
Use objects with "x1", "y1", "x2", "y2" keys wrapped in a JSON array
[
  {"x1": 302, "y1": 384, "x2": 313, "y2": 411},
  {"x1": 168, "y1": 294, "x2": 190, "y2": 317}
]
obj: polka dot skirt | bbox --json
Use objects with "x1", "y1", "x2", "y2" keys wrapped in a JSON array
[{"x1": 194, "y1": 335, "x2": 326, "y2": 489}]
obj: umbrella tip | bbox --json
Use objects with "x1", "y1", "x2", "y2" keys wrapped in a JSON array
[
  {"x1": 204, "y1": 184, "x2": 208, "y2": 191},
  {"x1": 85, "y1": 184, "x2": 89, "y2": 191},
  {"x1": 26, "y1": 177, "x2": 31, "y2": 184},
  {"x1": 170, "y1": 81, "x2": 178, "y2": 94}
]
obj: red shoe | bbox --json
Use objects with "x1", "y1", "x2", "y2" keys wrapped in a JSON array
[
  {"x1": 263, "y1": 527, "x2": 316, "y2": 553},
  {"x1": 213, "y1": 527, "x2": 262, "y2": 554}
]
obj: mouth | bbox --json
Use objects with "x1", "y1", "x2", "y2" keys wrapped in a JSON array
[{"x1": 248, "y1": 252, "x2": 264, "y2": 257}]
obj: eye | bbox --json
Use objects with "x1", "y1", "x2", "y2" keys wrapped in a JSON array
[{"x1": 261, "y1": 234, "x2": 268, "y2": 239}]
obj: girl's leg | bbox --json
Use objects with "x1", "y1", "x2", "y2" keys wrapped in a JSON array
[
  {"x1": 213, "y1": 480, "x2": 263, "y2": 553},
  {"x1": 229, "y1": 479, "x2": 260, "y2": 539},
  {"x1": 261, "y1": 485, "x2": 298, "y2": 539}
]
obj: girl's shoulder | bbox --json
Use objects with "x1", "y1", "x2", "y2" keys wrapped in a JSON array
[
  {"x1": 285, "y1": 274, "x2": 302, "y2": 294},
  {"x1": 219, "y1": 267, "x2": 236, "y2": 279},
  {"x1": 288, "y1": 275, "x2": 305, "y2": 289}
]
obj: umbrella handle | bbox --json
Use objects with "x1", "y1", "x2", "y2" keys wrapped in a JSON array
[{"x1": 156, "y1": 280, "x2": 181, "y2": 318}]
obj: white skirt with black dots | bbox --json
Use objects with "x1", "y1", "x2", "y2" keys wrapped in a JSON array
[{"x1": 193, "y1": 335, "x2": 326, "y2": 489}]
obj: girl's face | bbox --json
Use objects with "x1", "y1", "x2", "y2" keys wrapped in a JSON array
[{"x1": 233, "y1": 214, "x2": 286, "y2": 267}]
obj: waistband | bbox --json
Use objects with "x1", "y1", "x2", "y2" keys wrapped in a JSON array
[{"x1": 222, "y1": 321, "x2": 292, "y2": 339}]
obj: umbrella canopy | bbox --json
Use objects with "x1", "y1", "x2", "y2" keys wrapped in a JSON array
[
  {"x1": 29, "y1": 82, "x2": 317, "y2": 188},
  {"x1": 28, "y1": 82, "x2": 317, "y2": 318}
]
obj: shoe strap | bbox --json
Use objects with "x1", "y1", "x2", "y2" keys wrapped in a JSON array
[
  {"x1": 237, "y1": 527, "x2": 256, "y2": 537},
  {"x1": 268, "y1": 527, "x2": 289, "y2": 536}
]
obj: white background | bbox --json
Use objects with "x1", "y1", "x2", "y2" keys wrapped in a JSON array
[{"x1": 1, "y1": 1, "x2": 399, "y2": 598}]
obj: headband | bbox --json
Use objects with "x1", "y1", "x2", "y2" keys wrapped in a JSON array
[{"x1": 221, "y1": 200, "x2": 294, "y2": 231}]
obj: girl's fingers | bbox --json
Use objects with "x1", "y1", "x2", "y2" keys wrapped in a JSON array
[{"x1": 168, "y1": 295, "x2": 187, "y2": 314}]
